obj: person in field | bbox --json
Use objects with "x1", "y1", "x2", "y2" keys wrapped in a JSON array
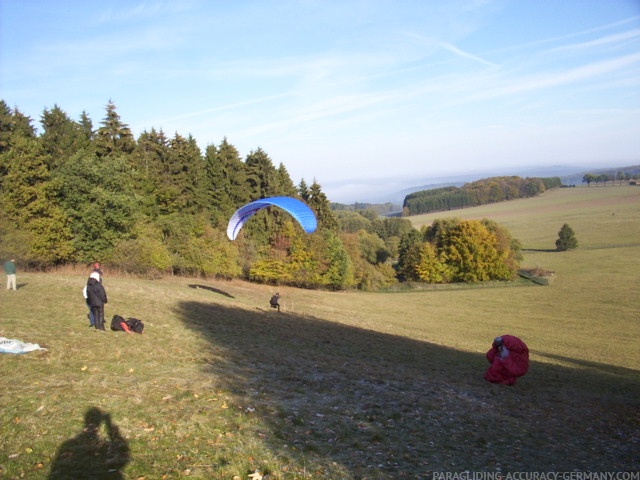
[
  {"x1": 484, "y1": 335, "x2": 529, "y2": 385},
  {"x1": 269, "y1": 293, "x2": 281, "y2": 312},
  {"x1": 4, "y1": 258, "x2": 17, "y2": 291},
  {"x1": 86, "y1": 272, "x2": 108, "y2": 332}
]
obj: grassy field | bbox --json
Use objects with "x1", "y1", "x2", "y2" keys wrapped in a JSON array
[{"x1": 0, "y1": 185, "x2": 638, "y2": 479}]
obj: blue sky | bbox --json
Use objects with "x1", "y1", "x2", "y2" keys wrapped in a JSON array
[{"x1": 2, "y1": 0, "x2": 639, "y2": 203}]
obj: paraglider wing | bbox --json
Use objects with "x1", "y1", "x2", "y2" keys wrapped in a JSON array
[{"x1": 227, "y1": 196, "x2": 318, "y2": 240}]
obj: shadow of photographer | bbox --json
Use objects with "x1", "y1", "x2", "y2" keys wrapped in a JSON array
[{"x1": 48, "y1": 407, "x2": 130, "y2": 480}]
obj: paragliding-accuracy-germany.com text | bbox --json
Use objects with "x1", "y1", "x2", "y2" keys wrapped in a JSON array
[{"x1": 432, "y1": 472, "x2": 639, "y2": 480}]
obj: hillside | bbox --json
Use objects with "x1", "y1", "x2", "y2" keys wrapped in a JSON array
[{"x1": 1, "y1": 185, "x2": 639, "y2": 477}]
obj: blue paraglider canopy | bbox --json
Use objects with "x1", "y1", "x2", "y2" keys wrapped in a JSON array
[{"x1": 227, "y1": 196, "x2": 318, "y2": 240}]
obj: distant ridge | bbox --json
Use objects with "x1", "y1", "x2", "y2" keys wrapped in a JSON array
[
  {"x1": 329, "y1": 163, "x2": 640, "y2": 206},
  {"x1": 392, "y1": 164, "x2": 640, "y2": 203}
]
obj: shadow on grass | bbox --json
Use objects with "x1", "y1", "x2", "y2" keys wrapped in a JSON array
[
  {"x1": 48, "y1": 407, "x2": 130, "y2": 480},
  {"x1": 176, "y1": 301, "x2": 639, "y2": 476},
  {"x1": 187, "y1": 284, "x2": 235, "y2": 298}
]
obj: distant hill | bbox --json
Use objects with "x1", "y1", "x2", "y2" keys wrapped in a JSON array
[
  {"x1": 397, "y1": 165, "x2": 640, "y2": 198},
  {"x1": 330, "y1": 164, "x2": 640, "y2": 212}
]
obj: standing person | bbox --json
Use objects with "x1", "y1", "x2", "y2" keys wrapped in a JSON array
[
  {"x1": 86, "y1": 272, "x2": 108, "y2": 332},
  {"x1": 83, "y1": 281, "x2": 95, "y2": 328},
  {"x1": 4, "y1": 259, "x2": 17, "y2": 291},
  {"x1": 92, "y1": 262, "x2": 104, "y2": 283},
  {"x1": 84, "y1": 262, "x2": 104, "y2": 327}
]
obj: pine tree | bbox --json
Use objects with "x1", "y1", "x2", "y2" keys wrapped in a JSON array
[
  {"x1": 555, "y1": 223, "x2": 578, "y2": 251},
  {"x1": 79, "y1": 111, "x2": 94, "y2": 143},
  {"x1": 204, "y1": 137, "x2": 249, "y2": 214},
  {"x1": 244, "y1": 147, "x2": 281, "y2": 198},
  {"x1": 40, "y1": 104, "x2": 86, "y2": 168},
  {"x1": 396, "y1": 229, "x2": 423, "y2": 281},
  {"x1": 306, "y1": 180, "x2": 338, "y2": 231},
  {"x1": 95, "y1": 100, "x2": 136, "y2": 157},
  {"x1": 0, "y1": 101, "x2": 36, "y2": 154},
  {"x1": 55, "y1": 150, "x2": 139, "y2": 261},
  {"x1": 0, "y1": 136, "x2": 75, "y2": 264},
  {"x1": 164, "y1": 133, "x2": 204, "y2": 214}
]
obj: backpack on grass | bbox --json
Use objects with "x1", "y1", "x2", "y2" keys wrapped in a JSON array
[
  {"x1": 125, "y1": 318, "x2": 144, "y2": 334},
  {"x1": 111, "y1": 315, "x2": 132, "y2": 333},
  {"x1": 110, "y1": 315, "x2": 144, "y2": 334}
]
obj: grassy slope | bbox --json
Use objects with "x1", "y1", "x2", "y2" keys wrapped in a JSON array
[{"x1": 0, "y1": 186, "x2": 638, "y2": 479}]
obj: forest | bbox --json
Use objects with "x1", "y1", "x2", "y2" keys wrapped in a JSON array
[
  {"x1": 0, "y1": 100, "x2": 522, "y2": 289},
  {"x1": 402, "y1": 176, "x2": 563, "y2": 216}
]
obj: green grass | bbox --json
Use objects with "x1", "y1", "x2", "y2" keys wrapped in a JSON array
[{"x1": 1, "y1": 185, "x2": 639, "y2": 478}]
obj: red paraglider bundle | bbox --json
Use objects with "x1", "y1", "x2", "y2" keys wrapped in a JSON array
[{"x1": 484, "y1": 334, "x2": 529, "y2": 385}]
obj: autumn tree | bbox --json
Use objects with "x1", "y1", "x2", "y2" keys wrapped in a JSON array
[
  {"x1": 416, "y1": 242, "x2": 450, "y2": 283},
  {"x1": 437, "y1": 220, "x2": 513, "y2": 282},
  {"x1": 398, "y1": 218, "x2": 520, "y2": 284}
]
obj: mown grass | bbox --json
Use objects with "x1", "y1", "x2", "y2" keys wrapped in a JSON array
[{"x1": 0, "y1": 185, "x2": 638, "y2": 479}]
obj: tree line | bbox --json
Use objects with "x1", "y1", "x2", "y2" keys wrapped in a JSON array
[
  {"x1": 402, "y1": 176, "x2": 563, "y2": 216},
  {"x1": 0, "y1": 99, "x2": 522, "y2": 289},
  {"x1": 582, "y1": 172, "x2": 639, "y2": 186}
]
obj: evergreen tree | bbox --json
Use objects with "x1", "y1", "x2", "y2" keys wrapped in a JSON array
[
  {"x1": 40, "y1": 104, "x2": 86, "y2": 168},
  {"x1": 0, "y1": 100, "x2": 14, "y2": 154},
  {"x1": 55, "y1": 150, "x2": 139, "y2": 261},
  {"x1": 132, "y1": 128, "x2": 170, "y2": 216},
  {"x1": 276, "y1": 163, "x2": 298, "y2": 197},
  {"x1": 555, "y1": 223, "x2": 578, "y2": 251},
  {"x1": 95, "y1": 100, "x2": 136, "y2": 157},
  {"x1": 396, "y1": 229, "x2": 423, "y2": 281},
  {"x1": 0, "y1": 101, "x2": 36, "y2": 154},
  {"x1": 321, "y1": 230, "x2": 354, "y2": 290},
  {"x1": 79, "y1": 111, "x2": 94, "y2": 143},
  {"x1": 298, "y1": 179, "x2": 310, "y2": 200},
  {"x1": 203, "y1": 138, "x2": 250, "y2": 225},
  {"x1": 306, "y1": 180, "x2": 338, "y2": 231},
  {"x1": 244, "y1": 147, "x2": 281, "y2": 198},
  {"x1": 242, "y1": 148, "x2": 296, "y2": 244},
  {"x1": 164, "y1": 133, "x2": 204, "y2": 214},
  {"x1": 0, "y1": 136, "x2": 75, "y2": 264}
]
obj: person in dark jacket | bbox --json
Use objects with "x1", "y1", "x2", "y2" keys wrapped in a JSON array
[
  {"x1": 86, "y1": 272, "x2": 108, "y2": 331},
  {"x1": 269, "y1": 293, "x2": 281, "y2": 312}
]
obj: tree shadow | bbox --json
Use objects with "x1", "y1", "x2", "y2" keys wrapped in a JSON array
[
  {"x1": 48, "y1": 407, "x2": 130, "y2": 480},
  {"x1": 187, "y1": 284, "x2": 235, "y2": 298},
  {"x1": 176, "y1": 300, "x2": 640, "y2": 475}
]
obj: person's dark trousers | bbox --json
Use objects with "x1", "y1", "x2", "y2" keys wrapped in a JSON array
[
  {"x1": 92, "y1": 306, "x2": 106, "y2": 331},
  {"x1": 87, "y1": 303, "x2": 95, "y2": 327}
]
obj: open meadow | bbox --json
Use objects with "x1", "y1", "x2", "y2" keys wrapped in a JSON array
[{"x1": 1, "y1": 185, "x2": 639, "y2": 478}]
